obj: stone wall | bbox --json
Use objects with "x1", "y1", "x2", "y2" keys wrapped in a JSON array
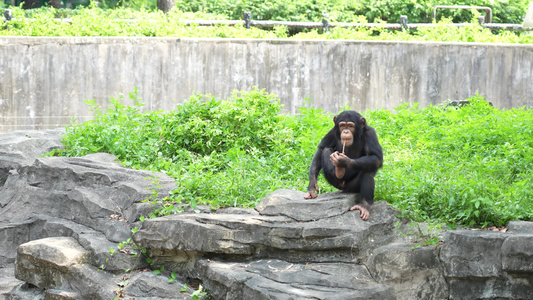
[{"x1": 1, "y1": 37, "x2": 533, "y2": 133}]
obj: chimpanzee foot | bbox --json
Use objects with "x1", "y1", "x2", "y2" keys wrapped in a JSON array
[
  {"x1": 335, "y1": 166, "x2": 345, "y2": 179},
  {"x1": 349, "y1": 203, "x2": 370, "y2": 220}
]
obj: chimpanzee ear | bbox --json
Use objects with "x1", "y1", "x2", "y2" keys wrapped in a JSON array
[
  {"x1": 333, "y1": 115, "x2": 337, "y2": 124},
  {"x1": 360, "y1": 117, "x2": 366, "y2": 128}
]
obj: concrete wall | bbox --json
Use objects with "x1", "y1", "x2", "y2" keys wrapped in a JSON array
[{"x1": 1, "y1": 36, "x2": 532, "y2": 133}]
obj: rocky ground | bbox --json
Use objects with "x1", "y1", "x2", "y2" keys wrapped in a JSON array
[{"x1": 1, "y1": 129, "x2": 532, "y2": 299}]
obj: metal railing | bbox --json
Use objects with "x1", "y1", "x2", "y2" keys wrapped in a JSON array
[{"x1": 3, "y1": 8, "x2": 533, "y2": 32}]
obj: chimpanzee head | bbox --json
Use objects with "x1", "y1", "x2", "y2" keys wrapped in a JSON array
[{"x1": 333, "y1": 110, "x2": 366, "y2": 147}]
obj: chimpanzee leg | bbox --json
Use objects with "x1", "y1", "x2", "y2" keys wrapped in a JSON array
[
  {"x1": 321, "y1": 148, "x2": 344, "y2": 189},
  {"x1": 359, "y1": 172, "x2": 375, "y2": 205},
  {"x1": 344, "y1": 171, "x2": 376, "y2": 220}
]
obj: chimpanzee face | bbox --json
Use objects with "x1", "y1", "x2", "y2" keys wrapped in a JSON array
[
  {"x1": 334, "y1": 111, "x2": 366, "y2": 147},
  {"x1": 338, "y1": 121, "x2": 356, "y2": 147}
]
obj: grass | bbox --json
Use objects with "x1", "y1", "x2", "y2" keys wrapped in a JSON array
[
  {"x1": 53, "y1": 89, "x2": 533, "y2": 228},
  {"x1": 368, "y1": 98, "x2": 533, "y2": 227}
]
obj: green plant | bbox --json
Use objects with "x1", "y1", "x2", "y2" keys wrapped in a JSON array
[
  {"x1": 99, "y1": 247, "x2": 116, "y2": 270},
  {"x1": 175, "y1": 0, "x2": 529, "y2": 24},
  {"x1": 56, "y1": 89, "x2": 533, "y2": 228},
  {"x1": 142, "y1": 177, "x2": 186, "y2": 217},
  {"x1": 7, "y1": 0, "x2": 528, "y2": 24},
  {"x1": 2, "y1": 6, "x2": 532, "y2": 44},
  {"x1": 146, "y1": 257, "x2": 153, "y2": 265},
  {"x1": 349, "y1": 0, "x2": 529, "y2": 24},
  {"x1": 371, "y1": 95, "x2": 533, "y2": 227},
  {"x1": 168, "y1": 271, "x2": 177, "y2": 283},
  {"x1": 175, "y1": 0, "x2": 352, "y2": 22},
  {"x1": 293, "y1": 16, "x2": 533, "y2": 44},
  {"x1": 57, "y1": 87, "x2": 327, "y2": 209},
  {"x1": 153, "y1": 265, "x2": 164, "y2": 275},
  {"x1": 396, "y1": 221, "x2": 444, "y2": 248},
  {"x1": 191, "y1": 284, "x2": 207, "y2": 300}
]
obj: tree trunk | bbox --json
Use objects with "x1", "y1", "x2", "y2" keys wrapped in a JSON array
[{"x1": 157, "y1": 0, "x2": 175, "y2": 13}]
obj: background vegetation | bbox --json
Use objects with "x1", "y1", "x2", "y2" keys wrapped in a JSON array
[
  {"x1": 3, "y1": 0, "x2": 529, "y2": 24},
  {"x1": 175, "y1": 0, "x2": 530, "y2": 24},
  {"x1": 55, "y1": 90, "x2": 533, "y2": 228},
  {"x1": 2, "y1": 5, "x2": 533, "y2": 43}
]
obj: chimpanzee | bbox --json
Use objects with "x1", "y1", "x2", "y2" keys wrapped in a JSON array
[{"x1": 304, "y1": 110, "x2": 383, "y2": 220}]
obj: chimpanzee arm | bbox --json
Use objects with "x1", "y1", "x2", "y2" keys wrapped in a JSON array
[
  {"x1": 305, "y1": 130, "x2": 336, "y2": 198},
  {"x1": 360, "y1": 126, "x2": 383, "y2": 169},
  {"x1": 305, "y1": 148, "x2": 322, "y2": 194},
  {"x1": 335, "y1": 126, "x2": 383, "y2": 172}
]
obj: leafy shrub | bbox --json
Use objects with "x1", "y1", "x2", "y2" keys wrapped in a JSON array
[
  {"x1": 3, "y1": 6, "x2": 532, "y2": 43},
  {"x1": 174, "y1": 0, "x2": 355, "y2": 22},
  {"x1": 7, "y1": 0, "x2": 530, "y2": 24},
  {"x1": 351, "y1": 0, "x2": 530, "y2": 24},
  {"x1": 58, "y1": 89, "x2": 533, "y2": 228},
  {"x1": 2, "y1": 6, "x2": 280, "y2": 37},
  {"x1": 294, "y1": 18, "x2": 533, "y2": 44},
  {"x1": 157, "y1": 91, "x2": 285, "y2": 156},
  {"x1": 175, "y1": 0, "x2": 529, "y2": 24},
  {"x1": 4, "y1": 0, "x2": 530, "y2": 24},
  {"x1": 369, "y1": 96, "x2": 533, "y2": 227},
  {"x1": 59, "y1": 88, "x2": 319, "y2": 209}
]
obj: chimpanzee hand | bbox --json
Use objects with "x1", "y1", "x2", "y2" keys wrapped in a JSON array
[
  {"x1": 304, "y1": 184, "x2": 319, "y2": 199},
  {"x1": 330, "y1": 151, "x2": 349, "y2": 179},
  {"x1": 330, "y1": 152, "x2": 349, "y2": 168}
]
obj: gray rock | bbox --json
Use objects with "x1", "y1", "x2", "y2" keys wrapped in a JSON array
[
  {"x1": 44, "y1": 289, "x2": 81, "y2": 300},
  {"x1": 124, "y1": 271, "x2": 192, "y2": 299},
  {"x1": 132, "y1": 191, "x2": 405, "y2": 298},
  {"x1": 2, "y1": 283, "x2": 45, "y2": 300},
  {"x1": 16, "y1": 215, "x2": 146, "y2": 273},
  {"x1": 0, "y1": 129, "x2": 64, "y2": 164},
  {"x1": 14, "y1": 237, "x2": 118, "y2": 299},
  {"x1": 501, "y1": 234, "x2": 533, "y2": 273},
  {"x1": 255, "y1": 189, "x2": 360, "y2": 221},
  {"x1": 133, "y1": 193, "x2": 400, "y2": 264},
  {"x1": 64, "y1": 265, "x2": 118, "y2": 299},
  {"x1": 15, "y1": 237, "x2": 92, "y2": 288},
  {"x1": 196, "y1": 259, "x2": 396, "y2": 300},
  {"x1": 0, "y1": 128, "x2": 183, "y2": 298},
  {"x1": 447, "y1": 276, "x2": 533, "y2": 300},
  {"x1": 507, "y1": 220, "x2": 533, "y2": 234},
  {"x1": 367, "y1": 243, "x2": 448, "y2": 300},
  {"x1": 0, "y1": 153, "x2": 177, "y2": 245},
  {"x1": 440, "y1": 230, "x2": 507, "y2": 277},
  {"x1": 0, "y1": 267, "x2": 25, "y2": 296},
  {"x1": 0, "y1": 129, "x2": 64, "y2": 189},
  {"x1": 0, "y1": 221, "x2": 32, "y2": 267},
  {"x1": 440, "y1": 229, "x2": 533, "y2": 300}
]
